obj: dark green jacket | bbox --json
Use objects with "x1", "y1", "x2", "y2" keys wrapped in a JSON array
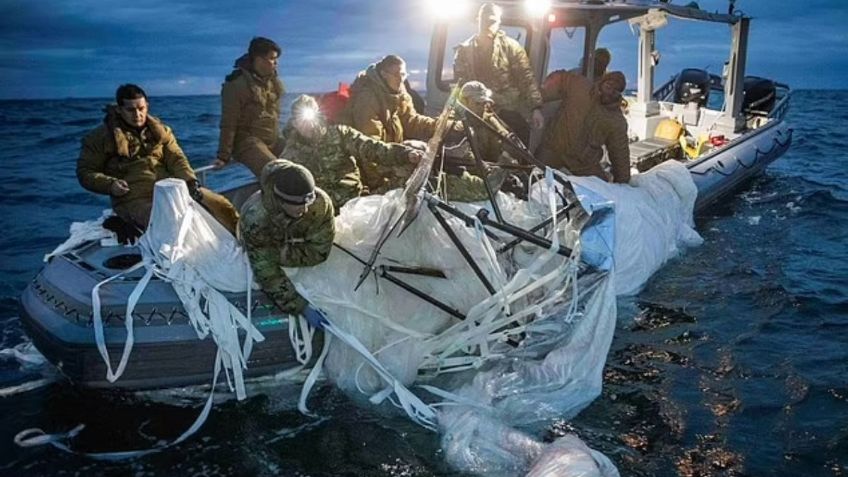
[
  {"x1": 77, "y1": 107, "x2": 196, "y2": 211},
  {"x1": 217, "y1": 56, "x2": 286, "y2": 162},
  {"x1": 239, "y1": 160, "x2": 335, "y2": 314}
]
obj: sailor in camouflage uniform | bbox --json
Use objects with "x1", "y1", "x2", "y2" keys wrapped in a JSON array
[
  {"x1": 281, "y1": 95, "x2": 422, "y2": 210},
  {"x1": 453, "y1": 3, "x2": 544, "y2": 143},
  {"x1": 239, "y1": 160, "x2": 335, "y2": 316},
  {"x1": 440, "y1": 81, "x2": 521, "y2": 202}
]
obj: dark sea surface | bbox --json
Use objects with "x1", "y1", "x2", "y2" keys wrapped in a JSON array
[{"x1": 0, "y1": 91, "x2": 846, "y2": 476}]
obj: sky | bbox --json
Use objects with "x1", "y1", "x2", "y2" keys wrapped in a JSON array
[{"x1": 0, "y1": 0, "x2": 846, "y2": 99}]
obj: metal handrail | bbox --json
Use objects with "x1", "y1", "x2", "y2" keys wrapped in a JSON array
[
  {"x1": 194, "y1": 164, "x2": 216, "y2": 185},
  {"x1": 767, "y1": 87, "x2": 791, "y2": 121},
  {"x1": 652, "y1": 77, "x2": 676, "y2": 102}
]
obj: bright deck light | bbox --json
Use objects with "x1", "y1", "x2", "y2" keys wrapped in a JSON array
[
  {"x1": 427, "y1": 0, "x2": 470, "y2": 20},
  {"x1": 524, "y1": 0, "x2": 551, "y2": 18}
]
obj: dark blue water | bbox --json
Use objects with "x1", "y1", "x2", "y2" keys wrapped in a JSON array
[{"x1": 1, "y1": 92, "x2": 846, "y2": 476}]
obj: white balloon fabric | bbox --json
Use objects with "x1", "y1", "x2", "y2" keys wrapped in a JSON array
[{"x1": 287, "y1": 161, "x2": 700, "y2": 475}]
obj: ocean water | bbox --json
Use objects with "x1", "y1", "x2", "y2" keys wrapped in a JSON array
[{"x1": 0, "y1": 91, "x2": 846, "y2": 476}]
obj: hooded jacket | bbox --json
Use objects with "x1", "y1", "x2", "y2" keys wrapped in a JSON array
[
  {"x1": 77, "y1": 106, "x2": 196, "y2": 211},
  {"x1": 453, "y1": 30, "x2": 543, "y2": 116},
  {"x1": 540, "y1": 70, "x2": 630, "y2": 183},
  {"x1": 238, "y1": 160, "x2": 335, "y2": 314},
  {"x1": 217, "y1": 55, "x2": 286, "y2": 162},
  {"x1": 340, "y1": 63, "x2": 436, "y2": 143}
]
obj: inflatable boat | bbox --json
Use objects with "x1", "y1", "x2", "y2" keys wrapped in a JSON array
[{"x1": 20, "y1": 1, "x2": 791, "y2": 392}]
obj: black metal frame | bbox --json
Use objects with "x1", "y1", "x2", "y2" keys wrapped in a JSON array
[{"x1": 343, "y1": 99, "x2": 589, "y2": 318}]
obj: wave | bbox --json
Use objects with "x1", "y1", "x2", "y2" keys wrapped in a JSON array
[
  {"x1": 60, "y1": 118, "x2": 98, "y2": 127},
  {"x1": 17, "y1": 117, "x2": 53, "y2": 127},
  {"x1": 195, "y1": 113, "x2": 219, "y2": 123},
  {"x1": 37, "y1": 132, "x2": 83, "y2": 147}
]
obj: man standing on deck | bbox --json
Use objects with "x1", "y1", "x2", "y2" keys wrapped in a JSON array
[
  {"x1": 211, "y1": 37, "x2": 285, "y2": 177},
  {"x1": 453, "y1": 2, "x2": 544, "y2": 145},
  {"x1": 538, "y1": 70, "x2": 631, "y2": 184},
  {"x1": 281, "y1": 95, "x2": 424, "y2": 210},
  {"x1": 239, "y1": 160, "x2": 334, "y2": 326},
  {"x1": 77, "y1": 84, "x2": 239, "y2": 234}
]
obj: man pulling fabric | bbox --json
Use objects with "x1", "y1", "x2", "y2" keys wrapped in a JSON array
[
  {"x1": 77, "y1": 84, "x2": 239, "y2": 235},
  {"x1": 281, "y1": 95, "x2": 424, "y2": 210},
  {"x1": 239, "y1": 160, "x2": 335, "y2": 326},
  {"x1": 538, "y1": 70, "x2": 631, "y2": 184}
]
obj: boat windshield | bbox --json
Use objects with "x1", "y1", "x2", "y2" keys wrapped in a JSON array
[{"x1": 546, "y1": 26, "x2": 586, "y2": 76}]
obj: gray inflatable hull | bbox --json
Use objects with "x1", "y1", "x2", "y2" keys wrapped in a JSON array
[
  {"x1": 20, "y1": 120, "x2": 790, "y2": 390},
  {"x1": 20, "y1": 195, "x2": 322, "y2": 390}
]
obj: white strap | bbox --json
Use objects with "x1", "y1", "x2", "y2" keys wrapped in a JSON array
[
  {"x1": 90, "y1": 260, "x2": 148, "y2": 383},
  {"x1": 14, "y1": 349, "x2": 224, "y2": 460},
  {"x1": 298, "y1": 327, "x2": 332, "y2": 417}
]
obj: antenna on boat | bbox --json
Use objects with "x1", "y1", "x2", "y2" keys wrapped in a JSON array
[{"x1": 728, "y1": 0, "x2": 736, "y2": 15}]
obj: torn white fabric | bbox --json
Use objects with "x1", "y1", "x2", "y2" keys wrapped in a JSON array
[{"x1": 43, "y1": 209, "x2": 117, "y2": 262}]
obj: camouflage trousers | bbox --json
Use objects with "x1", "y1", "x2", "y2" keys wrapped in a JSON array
[
  {"x1": 234, "y1": 136, "x2": 284, "y2": 178},
  {"x1": 114, "y1": 188, "x2": 239, "y2": 235}
]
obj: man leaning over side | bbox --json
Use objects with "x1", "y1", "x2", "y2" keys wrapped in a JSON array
[{"x1": 239, "y1": 160, "x2": 334, "y2": 327}]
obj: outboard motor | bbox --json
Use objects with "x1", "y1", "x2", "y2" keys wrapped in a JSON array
[
  {"x1": 742, "y1": 76, "x2": 776, "y2": 114},
  {"x1": 673, "y1": 68, "x2": 711, "y2": 107}
]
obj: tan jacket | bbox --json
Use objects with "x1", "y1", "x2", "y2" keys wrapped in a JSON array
[
  {"x1": 340, "y1": 64, "x2": 436, "y2": 143},
  {"x1": 217, "y1": 57, "x2": 286, "y2": 162},
  {"x1": 540, "y1": 70, "x2": 630, "y2": 183},
  {"x1": 77, "y1": 107, "x2": 196, "y2": 209}
]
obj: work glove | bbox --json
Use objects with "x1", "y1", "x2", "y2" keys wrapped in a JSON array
[
  {"x1": 186, "y1": 179, "x2": 204, "y2": 203},
  {"x1": 303, "y1": 305, "x2": 328, "y2": 330}
]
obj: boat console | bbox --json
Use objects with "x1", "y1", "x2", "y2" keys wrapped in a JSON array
[{"x1": 424, "y1": 0, "x2": 792, "y2": 211}]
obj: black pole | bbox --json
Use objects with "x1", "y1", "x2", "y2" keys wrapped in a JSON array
[
  {"x1": 475, "y1": 208, "x2": 574, "y2": 257},
  {"x1": 334, "y1": 243, "x2": 465, "y2": 320},
  {"x1": 427, "y1": 203, "x2": 497, "y2": 295},
  {"x1": 462, "y1": 113, "x2": 504, "y2": 223},
  {"x1": 377, "y1": 266, "x2": 465, "y2": 320},
  {"x1": 496, "y1": 204, "x2": 575, "y2": 254}
]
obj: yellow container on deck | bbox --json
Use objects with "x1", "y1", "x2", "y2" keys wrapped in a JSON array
[{"x1": 654, "y1": 118, "x2": 684, "y2": 141}]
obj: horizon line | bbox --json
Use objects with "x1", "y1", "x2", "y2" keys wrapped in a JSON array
[{"x1": 2, "y1": 87, "x2": 846, "y2": 102}]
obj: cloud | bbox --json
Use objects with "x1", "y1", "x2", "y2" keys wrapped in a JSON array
[{"x1": 0, "y1": 0, "x2": 845, "y2": 99}]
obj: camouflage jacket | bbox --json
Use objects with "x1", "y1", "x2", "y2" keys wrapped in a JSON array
[
  {"x1": 442, "y1": 109, "x2": 517, "y2": 202},
  {"x1": 453, "y1": 31, "x2": 543, "y2": 116},
  {"x1": 77, "y1": 106, "x2": 196, "y2": 210},
  {"x1": 280, "y1": 123, "x2": 410, "y2": 209},
  {"x1": 217, "y1": 55, "x2": 286, "y2": 162},
  {"x1": 339, "y1": 64, "x2": 437, "y2": 143},
  {"x1": 239, "y1": 160, "x2": 336, "y2": 315}
]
